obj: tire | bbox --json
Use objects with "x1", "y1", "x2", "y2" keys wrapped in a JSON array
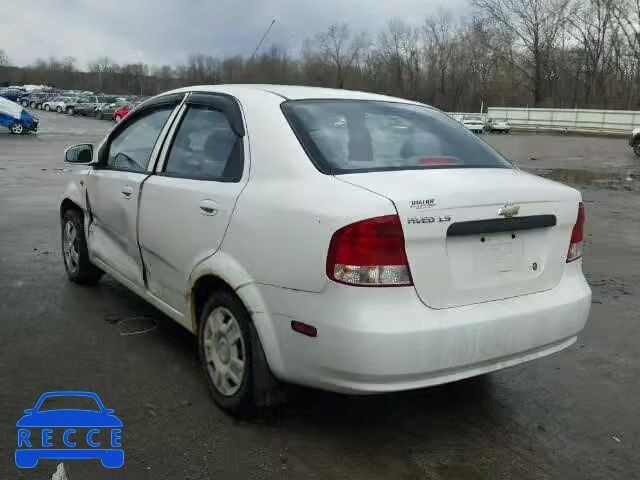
[
  {"x1": 96, "y1": 110, "x2": 104, "y2": 120},
  {"x1": 9, "y1": 123, "x2": 24, "y2": 134},
  {"x1": 67, "y1": 106, "x2": 75, "y2": 115},
  {"x1": 30, "y1": 101, "x2": 36, "y2": 108},
  {"x1": 114, "y1": 114, "x2": 122, "y2": 123},
  {"x1": 61, "y1": 209, "x2": 103, "y2": 285},
  {"x1": 56, "y1": 106, "x2": 63, "y2": 113},
  {"x1": 21, "y1": 100, "x2": 28, "y2": 107},
  {"x1": 633, "y1": 140, "x2": 640, "y2": 157},
  {"x1": 44, "y1": 104, "x2": 50, "y2": 111},
  {"x1": 198, "y1": 291, "x2": 277, "y2": 415}
]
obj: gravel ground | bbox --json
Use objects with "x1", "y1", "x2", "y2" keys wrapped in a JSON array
[{"x1": 1, "y1": 113, "x2": 639, "y2": 479}]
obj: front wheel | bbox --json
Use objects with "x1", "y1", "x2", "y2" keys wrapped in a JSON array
[
  {"x1": 61, "y1": 209, "x2": 103, "y2": 284},
  {"x1": 67, "y1": 106, "x2": 75, "y2": 115},
  {"x1": 96, "y1": 110, "x2": 104, "y2": 120},
  {"x1": 114, "y1": 114, "x2": 122, "y2": 123},
  {"x1": 10, "y1": 123, "x2": 24, "y2": 134},
  {"x1": 44, "y1": 104, "x2": 51, "y2": 111},
  {"x1": 56, "y1": 106, "x2": 63, "y2": 113},
  {"x1": 21, "y1": 100, "x2": 28, "y2": 107}
]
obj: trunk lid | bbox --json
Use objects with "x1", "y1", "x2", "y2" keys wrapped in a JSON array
[{"x1": 338, "y1": 168, "x2": 581, "y2": 309}]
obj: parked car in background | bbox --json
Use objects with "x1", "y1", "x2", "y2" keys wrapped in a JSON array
[
  {"x1": 43, "y1": 96, "x2": 75, "y2": 112},
  {"x1": 461, "y1": 115, "x2": 485, "y2": 133},
  {"x1": 628, "y1": 128, "x2": 640, "y2": 156},
  {"x1": 112, "y1": 101, "x2": 143, "y2": 122},
  {"x1": 0, "y1": 96, "x2": 38, "y2": 134},
  {"x1": 21, "y1": 92, "x2": 46, "y2": 108},
  {"x1": 0, "y1": 88, "x2": 25, "y2": 102},
  {"x1": 59, "y1": 85, "x2": 591, "y2": 415},
  {"x1": 486, "y1": 118, "x2": 511, "y2": 134},
  {"x1": 66, "y1": 95, "x2": 101, "y2": 115},
  {"x1": 34, "y1": 94, "x2": 57, "y2": 109},
  {"x1": 95, "y1": 102, "x2": 119, "y2": 120}
]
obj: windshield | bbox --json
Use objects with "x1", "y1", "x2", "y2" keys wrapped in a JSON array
[
  {"x1": 38, "y1": 395, "x2": 101, "y2": 412},
  {"x1": 282, "y1": 100, "x2": 511, "y2": 174}
]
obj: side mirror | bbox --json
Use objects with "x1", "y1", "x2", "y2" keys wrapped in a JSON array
[
  {"x1": 65, "y1": 143, "x2": 95, "y2": 165},
  {"x1": 23, "y1": 409, "x2": 33, "y2": 414}
]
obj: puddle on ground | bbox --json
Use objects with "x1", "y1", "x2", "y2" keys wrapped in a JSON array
[{"x1": 526, "y1": 167, "x2": 639, "y2": 191}]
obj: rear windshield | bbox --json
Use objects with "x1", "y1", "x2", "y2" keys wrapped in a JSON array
[{"x1": 281, "y1": 100, "x2": 512, "y2": 174}]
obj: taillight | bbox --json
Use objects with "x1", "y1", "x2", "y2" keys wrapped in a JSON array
[
  {"x1": 567, "y1": 202, "x2": 585, "y2": 262},
  {"x1": 326, "y1": 215, "x2": 413, "y2": 286}
]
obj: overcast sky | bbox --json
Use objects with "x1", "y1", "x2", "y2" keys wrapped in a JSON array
[{"x1": 0, "y1": 0, "x2": 462, "y2": 68}]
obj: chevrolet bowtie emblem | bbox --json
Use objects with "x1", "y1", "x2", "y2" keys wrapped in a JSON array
[{"x1": 498, "y1": 202, "x2": 520, "y2": 218}]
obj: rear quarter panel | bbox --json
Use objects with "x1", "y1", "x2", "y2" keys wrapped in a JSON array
[{"x1": 219, "y1": 89, "x2": 396, "y2": 293}]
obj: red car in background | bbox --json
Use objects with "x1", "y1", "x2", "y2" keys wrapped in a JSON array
[
  {"x1": 112, "y1": 99, "x2": 146, "y2": 122},
  {"x1": 112, "y1": 105, "x2": 131, "y2": 123}
]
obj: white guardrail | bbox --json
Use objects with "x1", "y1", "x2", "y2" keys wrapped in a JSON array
[{"x1": 447, "y1": 108, "x2": 639, "y2": 135}]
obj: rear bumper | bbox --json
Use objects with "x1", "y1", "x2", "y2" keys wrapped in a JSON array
[{"x1": 258, "y1": 261, "x2": 591, "y2": 394}]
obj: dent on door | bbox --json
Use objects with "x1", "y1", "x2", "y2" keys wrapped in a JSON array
[{"x1": 86, "y1": 171, "x2": 146, "y2": 286}]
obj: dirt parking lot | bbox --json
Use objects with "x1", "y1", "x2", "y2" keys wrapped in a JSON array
[{"x1": 1, "y1": 112, "x2": 639, "y2": 479}]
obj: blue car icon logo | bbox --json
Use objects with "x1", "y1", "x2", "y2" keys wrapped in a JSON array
[{"x1": 16, "y1": 391, "x2": 123, "y2": 468}]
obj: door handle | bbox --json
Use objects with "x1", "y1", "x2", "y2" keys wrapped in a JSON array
[
  {"x1": 121, "y1": 186, "x2": 133, "y2": 198},
  {"x1": 199, "y1": 199, "x2": 219, "y2": 216}
]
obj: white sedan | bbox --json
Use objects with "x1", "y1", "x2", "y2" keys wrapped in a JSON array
[
  {"x1": 59, "y1": 85, "x2": 591, "y2": 414},
  {"x1": 461, "y1": 115, "x2": 485, "y2": 133}
]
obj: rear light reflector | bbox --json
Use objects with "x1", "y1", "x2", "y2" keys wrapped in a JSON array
[
  {"x1": 567, "y1": 202, "x2": 585, "y2": 262},
  {"x1": 291, "y1": 321, "x2": 317, "y2": 337},
  {"x1": 326, "y1": 215, "x2": 413, "y2": 286}
]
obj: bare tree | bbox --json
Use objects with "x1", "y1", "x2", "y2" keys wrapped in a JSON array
[
  {"x1": 566, "y1": 0, "x2": 617, "y2": 105},
  {"x1": 316, "y1": 23, "x2": 368, "y2": 88},
  {"x1": 472, "y1": 0, "x2": 573, "y2": 105}
]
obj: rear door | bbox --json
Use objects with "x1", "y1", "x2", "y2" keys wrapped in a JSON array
[
  {"x1": 138, "y1": 93, "x2": 247, "y2": 312},
  {"x1": 86, "y1": 95, "x2": 183, "y2": 287}
]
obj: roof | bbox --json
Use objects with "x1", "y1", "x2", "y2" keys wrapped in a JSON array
[{"x1": 165, "y1": 84, "x2": 423, "y2": 105}]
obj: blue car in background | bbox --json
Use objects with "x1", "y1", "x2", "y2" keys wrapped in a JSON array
[
  {"x1": 15, "y1": 391, "x2": 123, "y2": 468},
  {"x1": 0, "y1": 96, "x2": 38, "y2": 134},
  {"x1": 0, "y1": 87, "x2": 25, "y2": 102}
]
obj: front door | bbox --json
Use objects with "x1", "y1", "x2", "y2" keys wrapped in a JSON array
[
  {"x1": 138, "y1": 95, "x2": 248, "y2": 313},
  {"x1": 86, "y1": 105, "x2": 177, "y2": 287}
]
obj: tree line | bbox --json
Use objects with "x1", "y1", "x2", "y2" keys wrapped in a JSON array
[{"x1": 3, "y1": 0, "x2": 640, "y2": 111}]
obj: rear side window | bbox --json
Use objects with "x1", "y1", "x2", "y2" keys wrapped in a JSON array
[
  {"x1": 163, "y1": 105, "x2": 243, "y2": 182},
  {"x1": 282, "y1": 100, "x2": 512, "y2": 174}
]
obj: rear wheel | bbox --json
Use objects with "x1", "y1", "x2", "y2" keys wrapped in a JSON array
[
  {"x1": 114, "y1": 114, "x2": 122, "y2": 123},
  {"x1": 9, "y1": 123, "x2": 24, "y2": 134},
  {"x1": 198, "y1": 291, "x2": 283, "y2": 415},
  {"x1": 44, "y1": 104, "x2": 50, "y2": 111},
  {"x1": 56, "y1": 106, "x2": 63, "y2": 113},
  {"x1": 21, "y1": 100, "x2": 28, "y2": 107},
  {"x1": 30, "y1": 101, "x2": 36, "y2": 108},
  {"x1": 61, "y1": 209, "x2": 103, "y2": 284},
  {"x1": 96, "y1": 110, "x2": 104, "y2": 120},
  {"x1": 67, "y1": 106, "x2": 75, "y2": 115}
]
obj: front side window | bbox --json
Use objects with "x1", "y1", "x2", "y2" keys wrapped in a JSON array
[
  {"x1": 106, "y1": 107, "x2": 173, "y2": 172},
  {"x1": 282, "y1": 100, "x2": 512, "y2": 174},
  {"x1": 163, "y1": 105, "x2": 242, "y2": 181}
]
